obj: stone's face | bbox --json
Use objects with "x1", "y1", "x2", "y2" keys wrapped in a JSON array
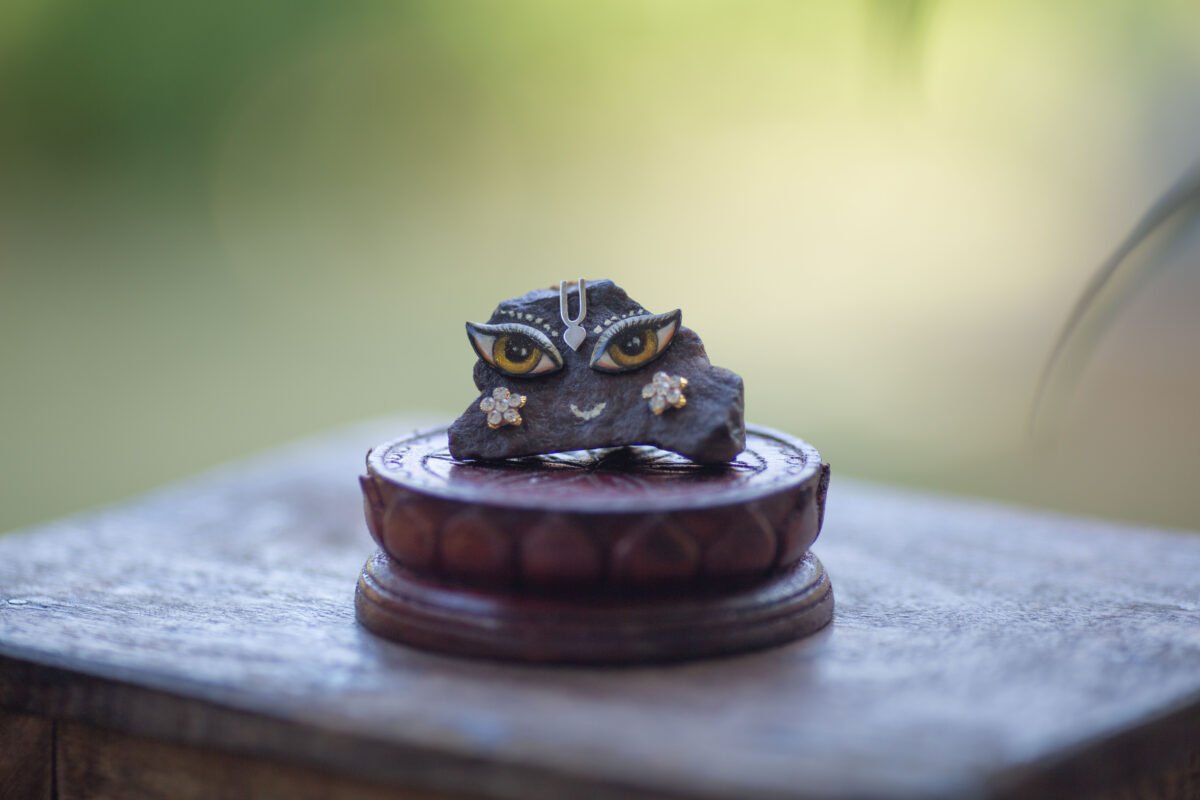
[{"x1": 448, "y1": 279, "x2": 746, "y2": 464}]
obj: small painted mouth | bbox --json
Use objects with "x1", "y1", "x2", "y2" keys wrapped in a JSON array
[{"x1": 569, "y1": 402, "x2": 607, "y2": 421}]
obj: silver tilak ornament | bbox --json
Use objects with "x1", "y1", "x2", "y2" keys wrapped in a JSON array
[{"x1": 559, "y1": 278, "x2": 588, "y2": 351}]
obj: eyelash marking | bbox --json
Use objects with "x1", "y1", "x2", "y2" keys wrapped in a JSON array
[
  {"x1": 589, "y1": 310, "x2": 681, "y2": 373},
  {"x1": 466, "y1": 322, "x2": 565, "y2": 378}
]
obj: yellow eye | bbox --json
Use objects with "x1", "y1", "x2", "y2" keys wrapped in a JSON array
[
  {"x1": 493, "y1": 332, "x2": 543, "y2": 374},
  {"x1": 590, "y1": 310, "x2": 681, "y2": 373},
  {"x1": 605, "y1": 327, "x2": 658, "y2": 369},
  {"x1": 466, "y1": 322, "x2": 563, "y2": 378}
]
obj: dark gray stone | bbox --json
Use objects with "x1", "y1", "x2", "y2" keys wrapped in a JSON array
[{"x1": 447, "y1": 280, "x2": 746, "y2": 463}]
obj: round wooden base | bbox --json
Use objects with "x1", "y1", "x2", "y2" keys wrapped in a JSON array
[
  {"x1": 356, "y1": 425, "x2": 832, "y2": 663},
  {"x1": 356, "y1": 550, "x2": 833, "y2": 664}
]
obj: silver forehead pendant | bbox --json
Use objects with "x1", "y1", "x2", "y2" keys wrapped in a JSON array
[{"x1": 559, "y1": 278, "x2": 588, "y2": 351}]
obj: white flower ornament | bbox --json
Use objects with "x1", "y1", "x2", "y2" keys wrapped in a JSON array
[
  {"x1": 480, "y1": 386, "x2": 526, "y2": 429},
  {"x1": 641, "y1": 371, "x2": 687, "y2": 415}
]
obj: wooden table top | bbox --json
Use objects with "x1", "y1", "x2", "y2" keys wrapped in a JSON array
[{"x1": 2, "y1": 419, "x2": 1198, "y2": 799}]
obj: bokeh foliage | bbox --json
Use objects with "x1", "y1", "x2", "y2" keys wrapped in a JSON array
[{"x1": 3, "y1": 0, "x2": 1200, "y2": 533}]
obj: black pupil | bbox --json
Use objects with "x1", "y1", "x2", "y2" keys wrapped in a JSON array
[
  {"x1": 617, "y1": 330, "x2": 646, "y2": 356},
  {"x1": 505, "y1": 334, "x2": 535, "y2": 363}
]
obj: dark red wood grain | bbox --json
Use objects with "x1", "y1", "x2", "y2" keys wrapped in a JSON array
[
  {"x1": 356, "y1": 425, "x2": 833, "y2": 662},
  {"x1": 360, "y1": 426, "x2": 830, "y2": 590},
  {"x1": 356, "y1": 551, "x2": 833, "y2": 664}
]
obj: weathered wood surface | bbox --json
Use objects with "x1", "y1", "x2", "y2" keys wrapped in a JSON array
[{"x1": 1, "y1": 419, "x2": 1199, "y2": 799}]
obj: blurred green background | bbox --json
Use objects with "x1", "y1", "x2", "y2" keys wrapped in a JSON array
[{"x1": 3, "y1": 0, "x2": 1200, "y2": 535}]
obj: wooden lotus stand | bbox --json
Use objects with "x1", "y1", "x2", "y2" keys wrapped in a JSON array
[{"x1": 356, "y1": 424, "x2": 832, "y2": 664}]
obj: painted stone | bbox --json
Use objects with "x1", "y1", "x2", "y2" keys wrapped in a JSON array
[{"x1": 448, "y1": 279, "x2": 746, "y2": 463}]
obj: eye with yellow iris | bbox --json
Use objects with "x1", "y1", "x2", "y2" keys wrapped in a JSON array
[
  {"x1": 589, "y1": 310, "x2": 681, "y2": 373},
  {"x1": 466, "y1": 322, "x2": 563, "y2": 378}
]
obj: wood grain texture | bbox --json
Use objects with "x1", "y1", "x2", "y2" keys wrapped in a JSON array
[
  {"x1": 362, "y1": 426, "x2": 828, "y2": 589},
  {"x1": 56, "y1": 720, "x2": 449, "y2": 800},
  {"x1": 1, "y1": 418, "x2": 1199, "y2": 799},
  {"x1": 0, "y1": 710, "x2": 52, "y2": 800}
]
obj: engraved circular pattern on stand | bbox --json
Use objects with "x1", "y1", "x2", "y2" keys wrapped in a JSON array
[{"x1": 371, "y1": 425, "x2": 819, "y2": 514}]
